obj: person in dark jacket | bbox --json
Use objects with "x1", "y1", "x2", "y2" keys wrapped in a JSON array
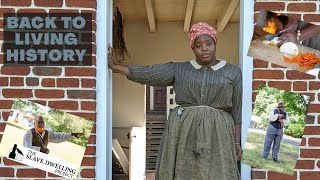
[{"x1": 263, "y1": 102, "x2": 290, "y2": 162}]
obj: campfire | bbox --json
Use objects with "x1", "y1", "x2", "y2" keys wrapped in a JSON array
[
  {"x1": 263, "y1": 18, "x2": 277, "y2": 34},
  {"x1": 255, "y1": 10, "x2": 289, "y2": 39}
]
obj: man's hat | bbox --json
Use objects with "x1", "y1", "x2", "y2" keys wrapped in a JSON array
[{"x1": 278, "y1": 102, "x2": 284, "y2": 108}]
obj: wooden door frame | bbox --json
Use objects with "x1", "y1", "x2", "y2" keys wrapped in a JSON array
[
  {"x1": 97, "y1": 0, "x2": 254, "y2": 179},
  {"x1": 96, "y1": 0, "x2": 113, "y2": 179},
  {"x1": 240, "y1": 0, "x2": 254, "y2": 179}
]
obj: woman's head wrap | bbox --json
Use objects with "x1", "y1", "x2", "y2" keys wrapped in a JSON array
[{"x1": 188, "y1": 22, "x2": 218, "y2": 48}]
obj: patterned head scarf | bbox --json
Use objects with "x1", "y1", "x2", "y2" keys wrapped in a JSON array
[{"x1": 188, "y1": 22, "x2": 218, "y2": 48}]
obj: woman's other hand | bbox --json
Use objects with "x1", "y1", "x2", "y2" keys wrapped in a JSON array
[{"x1": 235, "y1": 144, "x2": 243, "y2": 161}]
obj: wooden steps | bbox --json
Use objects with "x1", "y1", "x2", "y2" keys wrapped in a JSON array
[{"x1": 146, "y1": 110, "x2": 166, "y2": 170}]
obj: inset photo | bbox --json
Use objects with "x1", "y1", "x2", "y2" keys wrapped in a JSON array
[
  {"x1": 0, "y1": 98, "x2": 94, "y2": 179},
  {"x1": 248, "y1": 9, "x2": 320, "y2": 76},
  {"x1": 242, "y1": 86, "x2": 310, "y2": 175}
]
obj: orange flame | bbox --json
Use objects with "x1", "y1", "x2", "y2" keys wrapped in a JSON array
[{"x1": 263, "y1": 18, "x2": 277, "y2": 34}]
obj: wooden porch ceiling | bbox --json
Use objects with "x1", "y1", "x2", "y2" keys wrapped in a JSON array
[{"x1": 115, "y1": 0, "x2": 240, "y2": 33}]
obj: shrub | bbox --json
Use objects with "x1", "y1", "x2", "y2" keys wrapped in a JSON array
[{"x1": 284, "y1": 124, "x2": 304, "y2": 138}]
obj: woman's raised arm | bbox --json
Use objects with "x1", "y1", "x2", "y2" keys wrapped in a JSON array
[{"x1": 107, "y1": 44, "x2": 175, "y2": 87}]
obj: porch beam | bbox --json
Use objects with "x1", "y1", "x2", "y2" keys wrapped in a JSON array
[
  {"x1": 183, "y1": 0, "x2": 195, "y2": 32},
  {"x1": 217, "y1": 0, "x2": 239, "y2": 32},
  {"x1": 145, "y1": 0, "x2": 156, "y2": 32}
]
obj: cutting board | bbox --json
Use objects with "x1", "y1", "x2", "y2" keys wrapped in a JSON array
[{"x1": 248, "y1": 37, "x2": 320, "y2": 73}]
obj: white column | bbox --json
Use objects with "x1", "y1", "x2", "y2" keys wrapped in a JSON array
[
  {"x1": 96, "y1": 0, "x2": 113, "y2": 179},
  {"x1": 240, "y1": 0, "x2": 254, "y2": 179},
  {"x1": 150, "y1": 86, "x2": 154, "y2": 110}
]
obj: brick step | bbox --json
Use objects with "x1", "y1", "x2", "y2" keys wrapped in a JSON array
[
  {"x1": 147, "y1": 152, "x2": 159, "y2": 156},
  {"x1": 146, "y1": 111, "x2": 167, "y2": 121},
  {"x1": 146, "y1": 163, "x2": 157, "y2": 171},
  {"x1": 112, "y1": 174, "x2": 129, "y2": 180},
  {"x1": 146, "y1": 139, "x2": 162, "y2": 145},
  {"x1": 146, "y1": 124, "x2": 166, "y2": 129},
  {"x1": 146, "y1": 145, "x2": 160, "y2": 151},
  {"x1": 146, "y1": 134, "x2": 162, "y2": 139},
  {"x1": 146, "y1": 110, "x2": 166, "y2": 114},
  {"x1": 146, "y1": 115, "x2": 167, "y2": 121},
  {"x1": 146, "y1": 129, "x2": 165, "y2": 134},
  {"x1": 146, "y1": 120, "x2": 167, "y2": 124},
  {"x1": 146, "y1": 161, "x2": 157, "y2": 164},
  {"x1": 146, "y1": 170, "x2": 156, "y2": 180}
]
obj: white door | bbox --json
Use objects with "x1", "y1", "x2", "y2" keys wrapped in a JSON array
[{"x1": 130, "y1": 127, "x2": 146, "y2": 180}]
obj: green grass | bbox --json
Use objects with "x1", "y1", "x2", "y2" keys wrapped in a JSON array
[
  {"x1": 241, "y1": 131, "x2": 300, "y2": 175},
  {"x1": 6, "y1": 122, "x2": 29, "y2": 131}
]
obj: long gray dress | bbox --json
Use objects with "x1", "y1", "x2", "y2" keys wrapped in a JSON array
[{"x1": 127, "y1": 59, "x2": 242, "y2": 180}]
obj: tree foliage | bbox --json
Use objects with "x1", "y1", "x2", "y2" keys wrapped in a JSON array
[
  {"x1": 46, "y1": 110, "x2": 94, "y2": 147},
  {"x1": 13, "y1": 98, "x2": 45, "y2": 117}
]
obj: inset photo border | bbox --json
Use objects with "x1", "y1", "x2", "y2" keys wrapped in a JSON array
[
  {"x1": 242, "y1": 86, "x2": 310, "y2": 175},
  {"x1": 248, "y1": 9, "x2": 320, "y2": 76},
  {"x1": 0, "y1": 98, "x2": 94, "y2": 179}
]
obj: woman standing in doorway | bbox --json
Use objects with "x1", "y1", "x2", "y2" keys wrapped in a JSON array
[{"x1": 108, "y1": 22, "x2": 243, "y2": 180}]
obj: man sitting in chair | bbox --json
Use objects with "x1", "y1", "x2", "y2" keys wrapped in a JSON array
[{"x1": 23, "y1": 116, "x2": 83, "y2": 154}]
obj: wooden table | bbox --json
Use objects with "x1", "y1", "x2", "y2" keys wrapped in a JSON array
[{"x1": 248, "y1": 37, "x2": 320, "y2": 73}]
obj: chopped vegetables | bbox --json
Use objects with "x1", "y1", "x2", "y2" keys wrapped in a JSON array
[
  {"x1": 284, "y1": 52, "x2": 320, "y2": 69},
  {"x1": 263, "y1": 40, "x2": 271, "y2": 44},
  {"x1": 271, "y1": 37, "x2": 281, "y2": 45},
  {"x1": 262, "y1": 37, "x2": 282, "y2": 45}
]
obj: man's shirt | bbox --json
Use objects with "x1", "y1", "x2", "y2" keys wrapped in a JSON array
[
  {"x1": 23, "y1": 129, "x2": 72, "y2": 151},
  {"x1": 268, "y1": 110, "x2": 290, "y2": 127}
]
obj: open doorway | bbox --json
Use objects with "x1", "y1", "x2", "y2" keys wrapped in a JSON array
[
  {"x1": 98, "y1": 0, "x2": 255, "y2": 179},
  {"x1": 149, "y1": 86, "x2": 167, "y2": 111}
]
